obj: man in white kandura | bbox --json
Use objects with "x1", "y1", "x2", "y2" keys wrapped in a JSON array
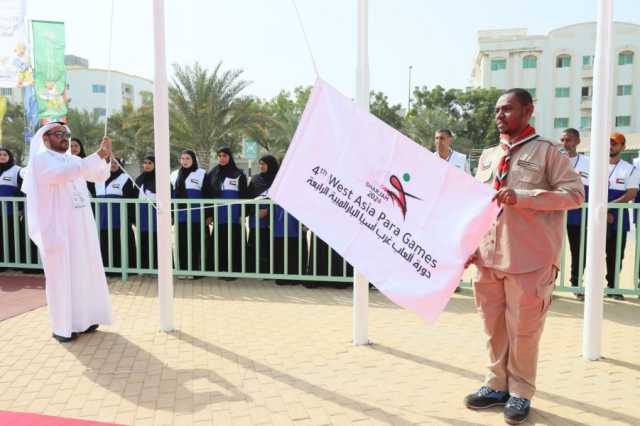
[{"x1": 23, "y1": 122, "x2": 114, "y2": 342}]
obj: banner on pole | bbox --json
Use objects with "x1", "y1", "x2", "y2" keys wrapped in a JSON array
[
  {"x1": 0, "y1": 96, "x2": 6, "y2": 145},
  {"x1": 0, "y1": 0, "x2": 27, "y2": 88},
  {"x1": 32, "y1": 20, "x2": 67, "y2": 124},
  {"x1": 269, "y1": 79, "x2": 500, "y2": 322}
]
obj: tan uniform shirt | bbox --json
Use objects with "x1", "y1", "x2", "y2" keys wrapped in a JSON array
[{"x1": 475, "y1": 136, "x2": 584, "y2": 273}]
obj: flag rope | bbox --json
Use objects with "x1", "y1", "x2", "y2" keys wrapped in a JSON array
[
  {"x1": 291, "y1": 0, "x2": 320, "y2": 77},
  {"x1": 101, "y1": 0, "x2": 316, "y2": 213}
]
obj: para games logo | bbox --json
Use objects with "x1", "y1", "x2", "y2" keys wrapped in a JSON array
[{"x1": 382, "y1": 173, "x2": 421, "y2": 220}]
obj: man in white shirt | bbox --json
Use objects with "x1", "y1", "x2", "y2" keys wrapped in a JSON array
[
  {"x1": 606, "y1": 132, "x2": 639, "y2": 300},
  {"x1": 561, "y1": 128, "x2": 589, "y2": 300},
  {"x1": 23, "y1": 122, "x2": 114, "y2": 342},
  {"x1": 434, "y1": 128, "x2": 469, "y2": 293},
  {"x1": 434, "y1": 129, "x2": 470, "y2": 173}
]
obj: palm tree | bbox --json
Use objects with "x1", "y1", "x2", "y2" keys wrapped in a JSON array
[
  {"x1": 108, "y1": 99, "x2": 157, "y2": 168},
  {"x1": 246, "y1": 86, "x2": 311, "y2": 159},
  {"x1": 169, "y1": 62, "x2": 270, "y2": 169}
]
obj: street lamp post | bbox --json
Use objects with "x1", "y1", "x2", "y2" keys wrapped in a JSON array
[{"x1": 407, "y1": 65, "x2": 413, "y2": 114}]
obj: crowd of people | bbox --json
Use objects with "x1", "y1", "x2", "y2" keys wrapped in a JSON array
[
  {"x1": 431, "y1": 126, "x2": 638, "y2": 300},
  {"x1": 0, "y1": 127, "x2": 637, "y2": 295},
  {"x1": 9, "y1": 91, "x2": 624, "y2": 424},
  {"x1": 0, "y1": 141, "x2": 354, "y2": 287}
]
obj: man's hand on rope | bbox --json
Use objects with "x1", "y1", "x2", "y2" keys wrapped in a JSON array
[{"x1": 97, "y1": 136, "x2": 112, "y2": 159}]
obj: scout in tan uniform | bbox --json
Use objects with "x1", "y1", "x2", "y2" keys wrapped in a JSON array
[{"x1": 464, "y1": 88, "x2": 584, "y2": 425}]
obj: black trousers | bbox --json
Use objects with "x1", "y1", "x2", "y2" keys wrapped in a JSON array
[
  {"x1": 566, "y1": 224, "x2": 584, "y2": 287},
  {"x1": 605, "y1": 229, "x2": 626, "y2": 289},
  {"x1": 207, "y1": 223, "x2": 242, "y2": 273},
  {"x1": 246, "y1": 226, "x2": 270, "y2": 273},
  {"x1": 139, "y1": 230, "x2": 158, "y2": 270},
  {"x1": 176, "y1": 222, "x2": 202, "y2": 272},
  {"x1": 18, "y1": 217, "x2": 40, "y2": 267},
  {"x1": 100, "y1": 227, "x2": 136, "y2": 271},
  {"x1": 307, "y1": 235, "x2": 353, "y2": 278},
  {"x1": 274, "y1": 236, "x2": 308, "y2": 276},
  {"x1": 0, "y1": 214, "x2": 17, "y2": 265}
]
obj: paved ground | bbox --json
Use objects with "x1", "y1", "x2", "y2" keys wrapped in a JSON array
[
  {"x1": 0, "y1": 273, "x2": 45, "y2": 321},
  {"x1": 0, "y1": 276, "x2": 638, "y2": 426}
]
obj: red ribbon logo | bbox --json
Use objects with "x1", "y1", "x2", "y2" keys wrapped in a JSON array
[{"x1": 383, "y1": 174, "x2": 420, "y2": 219}]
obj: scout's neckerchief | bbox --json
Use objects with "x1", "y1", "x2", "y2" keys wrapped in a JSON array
[{"x1": 493, "y1": 125, "x2": 538, "y2": 190}]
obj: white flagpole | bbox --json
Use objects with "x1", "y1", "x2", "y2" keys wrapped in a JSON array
[
  {"x1": 353, "y1": 0, "x2": 369, "y2": 346},
  {"x1": 583, "y1": 0, "x2": 613, "y2": 360},
  {"x1": 151, "y1": 0, "x2": 175, "y2": 331}
]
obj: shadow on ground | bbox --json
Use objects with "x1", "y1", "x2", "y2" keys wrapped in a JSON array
[{"x1": 64, "y1": 332, "x2": 248, "y2": 414}]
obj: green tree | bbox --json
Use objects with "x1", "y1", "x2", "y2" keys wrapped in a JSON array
[
  {"x1": 108, "y1": 99, "x2": 156, "y2": 169},
  {"x1": 250, "y1": 86, "x2": 311, "y2": 158},
  {"x1": 369, "y1": 91, "x2": 405, "y2": 131},
  {"x1": 66, "y1": 108, "x2": 103, "y2": 152},
  {"x1": 0, "y1": 102, "x2": 27, "y2": 164},
  {"x1": 405, "y1": 108, "x2": 465, "y2": 150},
  {"x1": 409, "y1": 85, "x2": 502, "y2": 152},
  {"x1": 169, "y1": 62, "x2": 270, "y2": 169}
]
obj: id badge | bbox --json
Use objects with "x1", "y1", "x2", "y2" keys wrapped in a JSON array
[{"x1": 72, "y1": 189, "x2": 87, "y2": 209}]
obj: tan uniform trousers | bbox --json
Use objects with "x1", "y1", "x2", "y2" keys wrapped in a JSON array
[{"x1": 473, "y1": 265, "x2": 556, "y2": 400}]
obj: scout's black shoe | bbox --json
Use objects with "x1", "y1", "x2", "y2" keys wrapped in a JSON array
[
  {"x1": 464, "y1": 386, "x2": 509, "y2": 409},
  {"x1": 84, "y1": 324, "x2": 99, "y2": 333},
  {"x1": 52, "y1": 333, "x2": 75, "y2": 343},
  {"x1": 504, "y1": 396, "x2": 530, "y2": 424}
]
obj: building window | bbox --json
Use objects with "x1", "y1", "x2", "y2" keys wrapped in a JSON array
[
  {"x1": 554, "y1": 118, "x2": 569, "y2": 128},
  {"x1": 616, "y1": 116, "x2": 631, "y2": 127},
  {"x1": 618, "y1": 51, "x2": 634, "y2": 65},
  {"x1": 617, "y1": 84, "x2": 632, "y2": 96},
  {"x1": 555, "y1": 87, "x2": 570, "y2": 98},
  {"x1": 581, "y1": 86, "x2": 592, "y2": 99},
  {"x1": 556, "y1": 55, "x2": 571, "y2": 68},
  {"x1": 92, "y1": 84, "x2": 106, "y2": 94},
  {"x1": 121, "y1": 83, "x2": 133, "y2": 95},
  {"x1": 490, "y1": 58, "x2": 506, "y2": 71},
  {"x1": 93, "y1": 108, "x2": 107, "y2": 117},
  {"x1": 491, "y1": 59, "x2": 506, "y2": 71},
  {"x1": 526, "y1": 88, "x2": 536, "y2": 99},
  {"x1": 582, "y1": 55, "x2": 594, "y2": 67},
  {"x1": 529, "y1": 117, "x2": 536, "y2": 126},
  {"x1": 0, "y1": 88, "x2": 12, "y2": 96},
  {"x1": 580, "y1": 116, "x2": 592, "y2": 130},
  {"x1": 522, "y1": 55, "x2": 537, "y2": 69}
]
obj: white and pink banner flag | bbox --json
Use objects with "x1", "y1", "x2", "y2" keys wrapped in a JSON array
[
  {"x1": 0, "y1": 0, "x2": 27, "y2": 88},
  {"x1": 269, "y1": 79, "x2": 500, "y2": 322}
]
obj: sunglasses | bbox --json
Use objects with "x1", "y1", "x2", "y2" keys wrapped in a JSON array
[{"x1": 46, "y1": 131, "x2": 71, "y2": 139}]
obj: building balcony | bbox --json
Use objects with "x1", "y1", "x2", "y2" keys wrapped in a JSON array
[
  {"x1": 581, "y1": 96, "x2": 592, "y2": 109},
  {"x1": 582, "y1": 66, "x2": 593, "y2": 79}
]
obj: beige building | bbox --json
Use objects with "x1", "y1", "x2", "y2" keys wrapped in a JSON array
[{"x1": 471, "y1": 22, "x2": 640, "y2": 144}]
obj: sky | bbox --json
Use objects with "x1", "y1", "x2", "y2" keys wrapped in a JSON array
[{"x1": 24, "y1": 0, "x2": 640, "y2": 106}]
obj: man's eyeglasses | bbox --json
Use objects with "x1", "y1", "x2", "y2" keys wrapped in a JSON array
[{"x1": 46, "y1": 131, "x2": 71, "y2": 139}]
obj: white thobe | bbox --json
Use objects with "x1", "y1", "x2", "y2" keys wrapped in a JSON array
[{"x1": 27, "y1": 150, "x2": 112, "y2": 338}]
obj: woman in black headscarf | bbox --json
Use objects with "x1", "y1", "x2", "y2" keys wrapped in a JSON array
[
  {"x1": 171, "y1": 150, "x2": 206, "y2": 274},
  {"x1": 203, "y1": 147, "x2": 248, "y2": 277},
  {"x1": 246, "y1": 155, "x2": 279, "y2": 273},
  {"x1": 0, "y1": 148, "x2": 22, "y2": 268},
  {"x1": 95, "y1": 157, "x2": 138, "y2": 275},
  {"x1": 70, "y1": 137, "x2": 96, "y2": 197},
  {"x1": 135, "y1": 155, "x2": 157, "y2": 270}
]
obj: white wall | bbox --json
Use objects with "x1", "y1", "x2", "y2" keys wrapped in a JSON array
[{"x1": 66, "y1": 68, "x2": 153, "y2": 119}]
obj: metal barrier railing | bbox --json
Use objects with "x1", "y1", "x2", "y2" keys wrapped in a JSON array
[{"x1": 0, "y1": 196, "x2": 638, "y2": 296}]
